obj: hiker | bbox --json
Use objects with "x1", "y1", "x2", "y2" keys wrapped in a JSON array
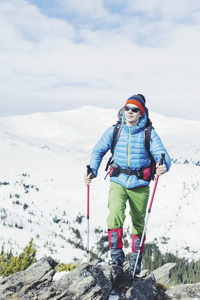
[{"x1": 84, "y1": 94, "x2": 171, "y2": 276}]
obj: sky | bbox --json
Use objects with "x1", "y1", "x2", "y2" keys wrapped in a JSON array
[{"x1": 0, "y1": 0, "x2": 200, "y2": 120}]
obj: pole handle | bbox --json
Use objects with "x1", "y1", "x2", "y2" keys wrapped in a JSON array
[
  {"x1": 160, "y1": 153, "x2": 166, "y2": 166},
  {"x1": 87, "y1": 165, "x2": 92, "y2": 176},
  {"x1": 87, "y1": 165, "x2": 95, "y2": 179}
]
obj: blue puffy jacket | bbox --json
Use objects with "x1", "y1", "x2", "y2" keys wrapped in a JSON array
[{"x1": 90, "y1": 113, "x2": 171, "y2": 189}]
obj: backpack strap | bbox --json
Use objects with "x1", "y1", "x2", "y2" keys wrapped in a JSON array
[
  {"x1": 105, "y1": 123, "x2": 122, "y2": 174},
  {"x1": 111, "y1": 122, "x2": 123, "y2": 155},
  {"x1": 144, "y1": 125, "x2": 152, "y2": 156}
]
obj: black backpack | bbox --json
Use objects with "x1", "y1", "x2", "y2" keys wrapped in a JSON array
[{"x1": 105, "y1": 101, "x2": 156, "y2": 181}]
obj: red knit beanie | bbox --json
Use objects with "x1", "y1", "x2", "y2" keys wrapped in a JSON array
[{"x1": 124, "y1": 95, "x2": 145, "y2": 116}]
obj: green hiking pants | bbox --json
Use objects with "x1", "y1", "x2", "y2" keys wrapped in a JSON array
[{"x1": 107, "y1": 181, "x2": 150, "y2": 236}]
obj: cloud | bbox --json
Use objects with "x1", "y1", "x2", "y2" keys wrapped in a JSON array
[
  {"x1": 56, "y1": 0, "x2": 110, "y2": 19},
  {"x1": 0, "y1": 0, "x2": 200, "y2": 119},
  {"x1": 126, "y1": 0, "x2": 199, "y2": 22}
]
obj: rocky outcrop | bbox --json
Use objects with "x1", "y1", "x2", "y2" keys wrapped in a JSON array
[
  {"x1": 0, "y1": 256, "x2": 199, "y2": 300},
  {"x1": 0, "y1": 257, "x2": 57, "y2": 299},
  {"x1": 165, "y1": 282, "x2": 200, "y2": 299},
  {"x1": 148, "y1": 263, "x2": 177, "y2": 286}
]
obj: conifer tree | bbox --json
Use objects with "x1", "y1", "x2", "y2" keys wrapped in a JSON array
[
  {"x1": 0, "y1": 238, "x2": 36, "y2": 277},
  {"x1": 143, "y1": 243, "x2": 200, "y2": 286}
]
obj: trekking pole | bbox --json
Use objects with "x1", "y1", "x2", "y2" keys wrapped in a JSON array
[
  {"x1": 86, "y1": 165, "x2": 92, "y2": 264},
  {"x1": 132, "y1": 153, "x2": 166, "y2": 278}
]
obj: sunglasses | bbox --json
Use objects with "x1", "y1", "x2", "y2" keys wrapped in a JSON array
[{"x1": 125, "y1": 106, "x2": 140, "y2": 113}]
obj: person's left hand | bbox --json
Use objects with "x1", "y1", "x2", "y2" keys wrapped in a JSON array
[
  {"x1": 156, "y1": 162, "x2": 167, "y2": 176},
  {"x1": 84, "y1": 173, "x2": 93, "y2": 186}
]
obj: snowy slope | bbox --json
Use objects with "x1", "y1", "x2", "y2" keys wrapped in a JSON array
[{"x1": 0, "y1": 106, "x2": 200, "y2": 263}]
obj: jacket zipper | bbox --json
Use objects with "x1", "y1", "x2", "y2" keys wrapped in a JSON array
[{"x1": 127, "y1": 127, "x2": 131, "y2": 188}]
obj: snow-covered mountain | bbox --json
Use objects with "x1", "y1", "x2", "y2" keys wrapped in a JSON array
[{"x1": 0, "y1": 106, "x2": 199, "y2": 263}]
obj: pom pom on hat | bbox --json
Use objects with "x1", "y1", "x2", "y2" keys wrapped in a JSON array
[{"x1": 124, "y1": 94, "x2": 145, "y2": 116}]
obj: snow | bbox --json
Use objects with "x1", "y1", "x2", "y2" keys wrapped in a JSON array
[
  {"x1": 0, "y1": 106, "x2": 200, "y2": 265},
  {"x1": 53, "y1": 271, "x2": 68, "y2": 281}
]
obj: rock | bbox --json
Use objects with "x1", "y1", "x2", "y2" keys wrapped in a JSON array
[
  {"x1": 137, "y1": 269, "x2": 151, "y2": 278},
  {"x1": 166, "y1": 282, "x2": 200, "y2": 299},
  {"x1": 111, "y1": 264, "x2": 132, "y2": 297},
  {"x1": 0, "y1": 257, "x2": 199, "y2": 300},
  {"x1": 47, "y1": 263, "x2": 113, "y2": 299},
  {"x1": 148, "y1": 263, "x2": 176, "y2": 286},
  {"x1": 0, "y1": 256, "x2": 57, "y2": 299},
  {"x1": 125, "y1": 276, "x2": 156, "y2": 300},
  {"x1": 0, "y1": 257, "x2": 113, "y2": 299}
]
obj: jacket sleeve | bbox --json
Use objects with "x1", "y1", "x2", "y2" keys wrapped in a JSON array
[
  {"x1": 89, "y1": 126, "x2": 114, "y2": 177},
  {"x1": 150, "y1": 129, "x2": 171, "y2": 172}
]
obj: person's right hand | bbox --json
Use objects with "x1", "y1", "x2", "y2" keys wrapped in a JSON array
[
  {"x1": 84, "y1": 173, "x2": 93, "y2": 186},
  {"x1": 156, "y1": 162, "x2": 167, "y2": 176}
]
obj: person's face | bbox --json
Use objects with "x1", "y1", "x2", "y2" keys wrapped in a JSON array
[{"x1": 124, "y1": 104, "x2": 142, "y2": 126}]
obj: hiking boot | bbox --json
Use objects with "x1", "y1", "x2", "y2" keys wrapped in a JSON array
[
  {"x1": 130, "y1": 253, "x2": 142, "y2": 277},
  {"x1": 129, "y1": 263, "x2": 141, "y2": 278}
]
